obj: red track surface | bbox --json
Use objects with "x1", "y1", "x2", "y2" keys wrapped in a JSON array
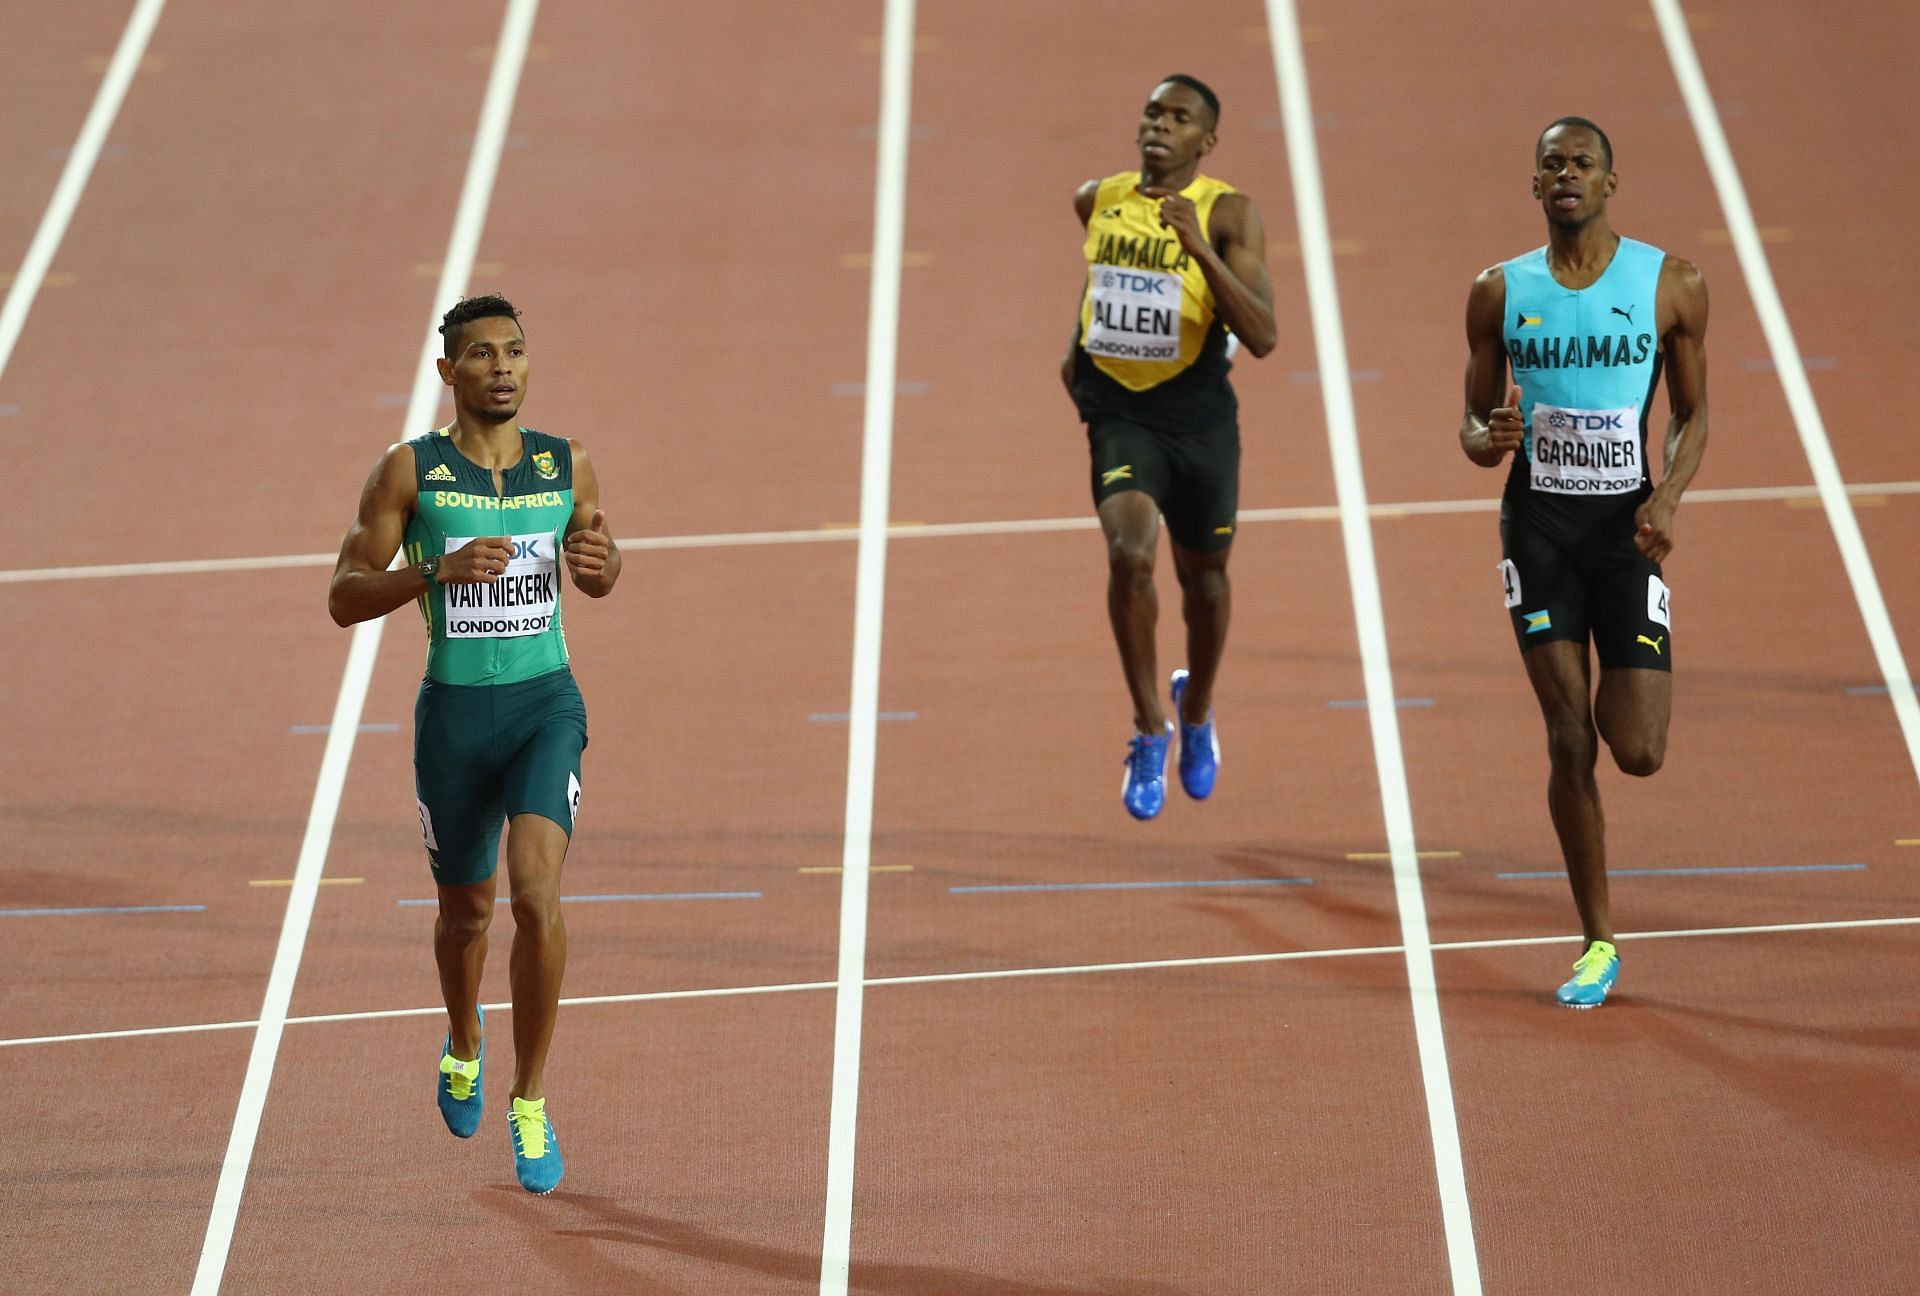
[{"x1": 4, "y1": 2, "x2": 1916, "y2": 1293}]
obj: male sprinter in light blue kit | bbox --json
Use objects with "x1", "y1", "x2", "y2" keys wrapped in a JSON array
[
  {"x1": 329, "y1": 294, "x2": 621, "y2": 1189},
  {"x1": 1459, "y1": 118, "x2": 1709, "y2": 1007}
]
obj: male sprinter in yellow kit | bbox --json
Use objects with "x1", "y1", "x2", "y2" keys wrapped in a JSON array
[
  {"x1": 1064, "y1": 74, "x2": 1277, "y2": 819},
  {"x1": 329, "y1": 294, "x2": 620, "y2": 1192}
]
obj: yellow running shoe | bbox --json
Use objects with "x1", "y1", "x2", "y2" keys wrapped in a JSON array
[{"x1": 436, "y1": 1005, "x2": 483, "y2": 1138}]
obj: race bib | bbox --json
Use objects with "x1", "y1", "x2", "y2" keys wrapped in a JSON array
[
  {"x1": 443, "y1": 532, "x2": 558, "y2": 638},
  {"x1": 1529, "y1": 403, "x2": 1642, "y2": 496},
  {"x1": 1084, "y1": 266, "x2": 1182, "y2": 363}
]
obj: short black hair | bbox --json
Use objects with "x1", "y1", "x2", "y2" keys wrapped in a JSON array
[
  {"x1": 1157, "y1": 74, "x2": 1220, "y2": 129},
  {"x1": 438, "y1": 293, "x2": 522, "y2": 360},
  {"x1": 1537, "y1": 116, "x2": 1613, "y2": 171}
]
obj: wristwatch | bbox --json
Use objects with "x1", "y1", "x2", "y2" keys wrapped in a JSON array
[{"x1": 417, "y1": 554, "x2": 442, "y2": 584}]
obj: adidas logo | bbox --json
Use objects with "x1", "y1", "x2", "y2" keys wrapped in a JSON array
[{"x1": 424, "y1": 463, "x2": 457, "y2": 482}]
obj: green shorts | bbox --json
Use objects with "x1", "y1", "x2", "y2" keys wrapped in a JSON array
[{"x1": 413, "y1": 667, "x2": 588, "y2": 887}]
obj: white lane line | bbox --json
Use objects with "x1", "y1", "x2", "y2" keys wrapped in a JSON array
[
  {"x1": 12, "y1": 913, "x2": 1916, "y2": 1052},
  {"x1": 1262, "y1": 2, "x2": 1481, "y2": 1290},
  {"x1": 0, "y1": 0, "x2": 168, "y2": 389},
  {"x1": 187, "y1": 3, "x2": 540, "y2": 1291},
  {"x1": 820, "y1": 1, "x2": 914, "y2": 1290},
  {"x1": 1652, "y1": 0, "x2": 1920, "y2": 787},
  {"x1": 4, "y1": 479, "x2": 1918, "y2": 585}
]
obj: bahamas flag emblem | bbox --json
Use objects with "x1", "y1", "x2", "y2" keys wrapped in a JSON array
[
  {"x1": 1514, "y1": 310, "x2": 1543, "y2": 329},
  {"x1": 531, "y1": 450, "x2": 558, "y2": 480},
  {"x1": 1524, "y1": 609, "x2": 1552, "y2": 634}
]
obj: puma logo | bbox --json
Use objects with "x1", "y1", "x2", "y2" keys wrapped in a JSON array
[
  {"x1": 1636, "y1": 633, "x2": 1665, "y2": 655},
  {"x1": 1611, "y1": 305, "x2": 1635, "y2": 324}
]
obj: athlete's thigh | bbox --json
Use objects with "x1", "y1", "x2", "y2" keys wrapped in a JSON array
[
  {"x1": 1594, "y1": 665, "x2": 1671, "y2": 757},
  {"x1": 1087, "y1": 415, "x2": 1173, "y2": 518},
  {"x1": 414, "y1": 680, "x2": 507, "y2": 887},
  {"x1": 1520, "y1": 636, "x2": 1593, "y2": 726},
  {"x1": 1499, "y1": 515, "x2": 1589, "y2": 654},
  {"x1": 1160, "y1": 417, "x2": 1240, "y2": 553},
  {"x1": 1587, "y1": 545, "x2": 1672, "y2": 673},
  {"x1": 498, "y1": 670, "x2": 588, "y2": 843}
]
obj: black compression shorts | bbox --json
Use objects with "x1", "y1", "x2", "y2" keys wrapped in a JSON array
[
  {"x1": 1498, "y1": 515, "x2": 1672, "y2": 670},
  {"x1": 1087, "y1": 414, "x2": 1240, "y2": 553}
]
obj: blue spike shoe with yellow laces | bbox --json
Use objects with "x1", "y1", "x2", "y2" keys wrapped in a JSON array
[
  {"x1": 1555, "y1": 940, "x2": 1620, "y2": 1009},
  {"x1": 436, "y1": 1005, "x2": 484, "y2": 1138},
  {"x1": 1121, "y1": 721, "x2": 1174, "y2": 820},
  {"x1": 509, "y1": 1095, "x2": 564, "y2": 1195}
]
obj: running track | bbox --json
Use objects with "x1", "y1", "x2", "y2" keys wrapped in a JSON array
[{"x1": 2, "y1": 2, "x2": 1916, "y2": 1292}]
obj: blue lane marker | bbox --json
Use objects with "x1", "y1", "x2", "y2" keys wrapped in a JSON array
[
  {"x1": 0, "y1": 404, "x2": 20, "y2": 416},
  {"x1": 0, "y1": 904, "x2": 206, "y2": 917},
  {"x1": 1497, "y1": 863, "x2": 1865, "y2": 881},
  {"x1": 1327, "y1": 697, "x2": 1434, "y2": 709},
  {"x1": 809, "y1": 711, "x2": 918, "y2": 723},
  {"x1": 396, "y1": 891, "x2": 762, "y2": 907},
  {"x1": 291, "y1": 723, "x2": 400, "y2": 735},
  {"x1": 1847, "y1": 685, "x2": 1891, "y2": 696},
  {"x1": 952, "y1": 877, "x2": 1311, "y2": 895}
]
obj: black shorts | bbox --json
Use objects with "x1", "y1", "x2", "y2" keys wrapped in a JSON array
[
  {"x1": 413, "y1": 668, "x2": 588, "y2": 886},
  {"x1": 1499, "y1": 516, "x2": 1672, "y2": 670},
  {"x1": 1087, "y1": 414, "x2": 1240, "y2": 553}
]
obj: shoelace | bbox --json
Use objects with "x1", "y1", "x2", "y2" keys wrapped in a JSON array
[
  {"x1": 1125, "y1": 732, "x2": 1164, "y2": 769},
  {"x1": 441, "y1": 1054, "x2": 479, "y2": 1101},
  {"x1": 512, "y1": 1107, "x2": 550, "y2": 1159},
  {"x1": 1571, "y1": 945, "x2": 1615, "y2": 985}
]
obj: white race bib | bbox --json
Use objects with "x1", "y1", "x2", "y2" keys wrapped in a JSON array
[
  {"x1": 1529, "y1": 403, "x2": 1642, "y2": 496},
  {"x1": 443, "y1": 533, "x2": 558, "y2": 638},
  {"x1": 1084, "y1": 266, "x2": 1182, "y2": 362}
]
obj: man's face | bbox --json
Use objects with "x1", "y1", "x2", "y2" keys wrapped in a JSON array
[
  {"x1": 1137, "y1": 82, "x2": 1216, "y2": 172},
  {"x1": 438, "y1": 315, "x2": 529, "y2": 423},
  {"x1": 1533, "y1": 125, "x2": 1616, "y2": 228}
]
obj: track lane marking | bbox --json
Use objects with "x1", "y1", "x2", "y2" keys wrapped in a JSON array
[
  {"x1": 0, "y1": 0, "x2": 169, "y2": 393},
  {"x1": 11, "y1": 913, "x2": 1916, "y2": 1052},
  {"x1": 1263, "y1": 1, "x2": 1480, "y2": 1288},
  {"x1": 1653, "y1": 0, "x2": 1920, "y2": 789},
  {"x1": 188, "y1": 3, "x2": 540, "y2": 1290},
  {"x1": 6, "y1": 479, "x2": 1920, "y2": 585},
  {"x1": 820, "y1": 1, "x2": 915, "y2": 1289}
]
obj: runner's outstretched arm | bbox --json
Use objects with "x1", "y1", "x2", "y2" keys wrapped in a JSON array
[
  {"x1": 1635, "y1": 258, "x2": 1711, "y2": 562},
  {"x1": 562, "y1": 441, "x2": 620, "y2": 597},
  {"x1": 1460, "y1": 267, "x2": 1525, "y2": 468},
  {"x1": 328, "y1": 444, "x2": 509, "y2": 626}
]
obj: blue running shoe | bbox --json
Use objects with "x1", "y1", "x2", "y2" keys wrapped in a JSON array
[
  {"x1": 1170, "y1": 669, "x2": 1219, "y2": 800},
  {"x1": 509, "y1": 1095, "x2": 564, "y2": 1195},
  {"x1": 1121, "y1": 722, "x2": 1174, "y2": 820},
  {"x1": 1555, "y1": 940, "x2": 1620, "y2": 1009},
  {"x1": 436, "y1": 1005, "x2": 484, "y2": 1138}
]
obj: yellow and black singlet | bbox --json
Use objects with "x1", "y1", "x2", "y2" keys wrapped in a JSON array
[{"x1": 1072, "y1": 170, "x2": 1239, "y2": 429}]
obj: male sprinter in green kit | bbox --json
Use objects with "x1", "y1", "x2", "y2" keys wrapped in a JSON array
[{"x1": 329, "y1": 294, "x2": 620, "y2": 1192}]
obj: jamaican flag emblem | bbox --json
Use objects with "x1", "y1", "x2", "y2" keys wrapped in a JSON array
[{"x1": 531, "y1": 450, "x2": 558, "y2": 480}]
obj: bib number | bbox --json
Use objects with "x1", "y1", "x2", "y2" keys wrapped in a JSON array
[
  {"x1": 1084, "y1": 266, "x2": 1182, "y2": 362},
  {"x1": 1529, "y1": 403, "x2": 1643, "y2": 496},
  {"x1": 443, "y1": 532, "x2": 559, "y2": 638}
]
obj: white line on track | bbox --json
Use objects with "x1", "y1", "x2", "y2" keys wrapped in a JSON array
[
  {"x1": 1262, "y1": 2, "x2": 1481, "y2": 1290},
  {"x1": 10, "y1": 914, "x2": 1915, "y2": 1052},
  {"x1": 0, "y1": 0, "x2": 168, "y2": 390},
  {"x1": 819, "y1": 0, "x2": 915, "y2": 1289},
  {"x1": 5, "y1": 479, "x2": 1916, "y2": 586},
  {"x1": 1652, "y1": 0, "x2": 1920, "y2": 787},
  {"x1": 188, "y1": 3, "x2": 540, "y2": 1291}
]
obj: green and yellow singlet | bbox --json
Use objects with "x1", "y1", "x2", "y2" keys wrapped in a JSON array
[
  {"x1": 1078, "y1": 170, "x2": 1237, "y2": 391},
  {"x1": 402, "y1": 428, "x2": 575, "y2": 686}
]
